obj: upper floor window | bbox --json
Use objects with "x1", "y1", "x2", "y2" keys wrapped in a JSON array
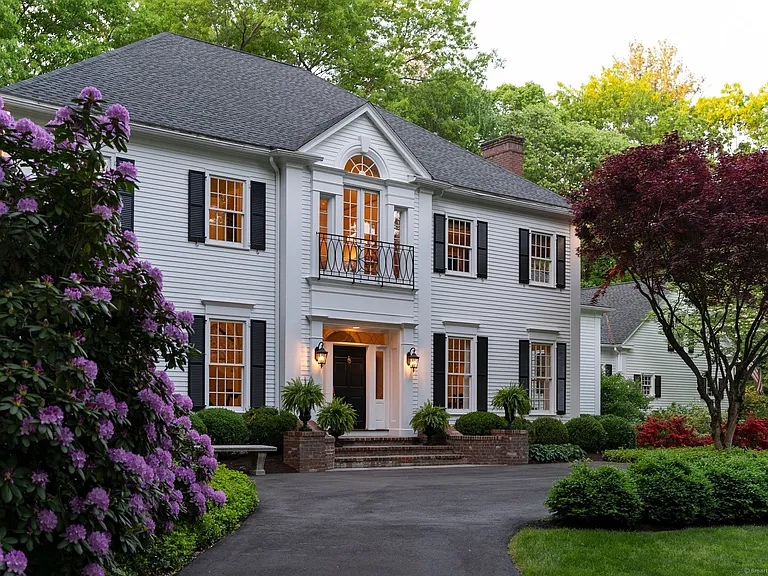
[
  {"x1": 530, "y1": 232, "x2": 553, "y2": 285},
  {"x1": 641, "y1": 374, "x2": 653, "y2": 397},
  {"x1": 209, "y1": 177, "x2": 245, "y2": 244},
  {"x1": 344, "y1": 154, "x2": 380, "y2": 178},
  {"x1": 447, "y1": 218, "x2": 472, "y2": 274}
]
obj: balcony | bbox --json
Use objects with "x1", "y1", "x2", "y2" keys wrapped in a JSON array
[{"x1": 317, "y1": 233, "x2": 415, "y2": 288}]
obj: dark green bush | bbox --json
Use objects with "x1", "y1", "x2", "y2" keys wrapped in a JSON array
[
  {"x1": 454, "y1": 411, "x2": 508, "y2": 435},
  {"x1": 530, "y1": 417, "x2": 569, "y2": 445},
  {"x1": 630, "y1": 454, "x2": 713, "y2": 526},
  {"x1": 508, "y1": 417, "x2": 532, "y2": 431},
  {"x1": 529, "y1": 444, "x2": 586, "y2": 463},
  {"x1": 566, "y1": 415, "x2": 608, "y2": 453},
  {"x1": 118, "y1": 465, "x2": 259, "y2": 575},
  {"x1": 601, "y1": 373, "x2": 650, "y2": 423},
  {"x1": 696, "y1": 456, "x2": 768, "y2": 524},
  {"x1": 190, "y1": 412, "x2": 208, "y2": 435},
  {"x1": 243, "y1": 406, "x2": 300, "y2": 452},
  {"x1": 545, "y1": 462, "x2": 642, "y2": 527},
  {"x1": 603, "y1": 446, "x2": 716, "y2": 464},
  {"x1": 599, "y1": 415, "x2": 636, "y2": 449},
  {"x1": 197, "y1": 408, "x2": 249, "y2": 445}
]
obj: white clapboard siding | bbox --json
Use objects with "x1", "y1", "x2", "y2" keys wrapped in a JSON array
[
  {"x1": 579, "y1": 314, "x2": 601, "y2": 415},
  {"x1": 124, "y1": 135, "x2": 277, "y2": 406},
  {"x1": 431, "y1": 195, "x2": 574, "y2": 418}
]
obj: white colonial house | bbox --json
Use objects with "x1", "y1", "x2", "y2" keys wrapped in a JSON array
[{"x1": 3, "y1": 33, "x2": 590, "y2": 436}]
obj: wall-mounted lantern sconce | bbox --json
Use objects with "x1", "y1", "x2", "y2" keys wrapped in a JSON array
[
  {"x1": 314, "y1": 341, "x2": 328, "y2": 368},
  {"x1": 406, "y1": 347, "x2": 420, "y2": 371}
]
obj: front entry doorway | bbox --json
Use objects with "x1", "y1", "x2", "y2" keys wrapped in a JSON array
[{"x1": 333, "y1": 345, "x2": 367, "y2": 429}]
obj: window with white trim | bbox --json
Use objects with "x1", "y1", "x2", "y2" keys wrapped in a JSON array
[
  {"x1": 342, "y1": 187, "x2": 379, "y2": 274},
  {"x1": 641, "y1": 374, "x2": 653, "y2": 397},
  {"x1": 447, "y1": 218, "x2": 472, "y2": 273},
  {"x1": 531, "y1": 343, "x2": 553, "y2": 411},
  {"x1": 208, "y1": 320, "x2": 245, "y2": 408},
  {"x1": 530, "y1": 232, "x2": 553, "y2": 285},
  {"x1": 447, "y1": 337, "x2": 472, "y2": 410},
  {"x1": 319, "y1": 195, "x2": 331, "y2": 270},
  {"x1": 209, "y1": 177, "x2": 245, "y2": 244}
]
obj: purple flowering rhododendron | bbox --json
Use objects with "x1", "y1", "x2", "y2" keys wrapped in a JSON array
[{"x1": 0, "y1": 91, "x2": 221, "y2": 575}]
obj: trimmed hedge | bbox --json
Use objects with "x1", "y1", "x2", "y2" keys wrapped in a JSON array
[
  {"x1": 190, "y1": 412, "x2": 208, "y2": 435},
  {"x1": 599, "y1": 415, "x2": 636, "y2": 450},
  {"x1": 454, "y1": 411, "x2": 508, "y2": 435},
  {"x1": 530, "y1": 417, "x2": 569, "y2": 445},
  {"x1": 546, "y1": 462, "x2": 642, "y2": 527},
  {"x1": 117, "y1": 465, "x2": 259, "y2": 575},
  {"x1": 565, "y1": 415, "x2": 608, "y2": 453},
  {"x1": 508, "y1": 417, "x2": 532, "y2": 431},
  {"x1": 244, "y1": 406, "x2": 300, "y2": 452},
  {"x1": 529, "y1": 444, "x2": 586, "y2": 463},
  {"x1": 197, "y1": 408, "x2": 250, "y2": 445},
  {"x1": 603, "y1": 447, "x2": 716, "y2": 463}
]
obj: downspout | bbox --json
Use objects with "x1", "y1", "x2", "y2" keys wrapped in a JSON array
[{"x1": 270, "y1": 155, "x2": 282, "y2": 409}]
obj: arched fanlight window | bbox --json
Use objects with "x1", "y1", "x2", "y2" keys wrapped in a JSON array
[{"x1": 344, "y1": 154, "x2": 380, "y2": 178}]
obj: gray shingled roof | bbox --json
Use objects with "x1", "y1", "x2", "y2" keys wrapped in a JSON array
[
  {"x1": 582, "y1": 283, "x2": 652, "y2": 345},
  {"x1": 1, "y1": 33, "x2": 568, "y2": 209}
]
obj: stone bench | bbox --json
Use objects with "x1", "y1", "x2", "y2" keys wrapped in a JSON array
[{"x1": 212, "y1": 445, "x2": 277, "y2": 476}]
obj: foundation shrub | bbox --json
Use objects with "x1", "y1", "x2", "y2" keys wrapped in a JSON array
[
  {"x1": 243, "y1": 406, "x2": 299, "y2": 452},
  {"x1": 454, "y1": 411, "x2": 508, "y2": 436},
  {"x1": 599, "y1": 415, "x2": 637, "y2": 449},
  {"x1": 530, "y1": 417, "x2": 569, "y2": 445},
  {"x1": 197, "y1": 408, "x2": 249, "y2": 445},
  {"x1": 565, "y1": 415, "x2": 608, "y2": 453}
]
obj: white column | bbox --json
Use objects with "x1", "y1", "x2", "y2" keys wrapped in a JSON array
[
  {"x1": 417, "y1": 189, "x2": 433, "y2": 408},
  {"x1": 569, "y1": 224, "x2": 582, "y2": 418}
]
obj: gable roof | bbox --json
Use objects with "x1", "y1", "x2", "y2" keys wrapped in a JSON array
[
  {"x1": 582, "y1": 283, "x2": 652, "y2": 345},
  {"x1": 1, "y1": 33, "x2": 568, "y2": 209}
]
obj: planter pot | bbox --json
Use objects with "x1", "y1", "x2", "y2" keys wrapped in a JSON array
[
  {"x1": 299, "y1": 409, "x2": 312, "y2": 431},
  {"x1": 424, "y1": 425, "x2": 438, "y2": 444}
]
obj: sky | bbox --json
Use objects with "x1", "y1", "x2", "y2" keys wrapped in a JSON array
[{"x1": 467, "y1": 0, "x2": 767, "y2": 97}]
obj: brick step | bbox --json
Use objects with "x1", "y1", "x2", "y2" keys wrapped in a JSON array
[
  {"x1": 333, "y1": 453, "x2": 465, "y2": 469},
  {"x1": 335, "y1": 444, "x2": 453, "y2": 456},
  {"x1": 337, "y1": 436, "x2": 420, "y2": 446}
]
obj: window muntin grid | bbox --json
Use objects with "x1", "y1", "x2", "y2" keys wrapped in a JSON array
[
  {"x1": 447, "y1": 337, "x2": 472, "y2": 410},
  {"x1": 641, "y1": 374, "x2": 653, "y2": 396},
  {"x1": 209, "y1": 177, "x2": 244, "y2": 244},
  {"x1": 531, "y1": 343, "x2": 552, "y2": 411},
  {"x1": 363, "y1": 191, "x2": 378, "y2": 274},
  {"x1": 208, "y1": 320, "x2": 245, "y2": 408},
  {"x1": 530, "y1": 232, "x2": 553, "y2": 284},
  {"x1": 447, "y1": 218, "x2": 472, "y2": 273},
  {"x1": 344, "y1": 154, "x2": 380, "y2": 178}
]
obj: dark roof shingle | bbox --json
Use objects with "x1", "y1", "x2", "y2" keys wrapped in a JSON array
[
  {"x1": 582, "y1": 283, "x2": 652, "y2": 345},
  {"x1": 2, "y1": 33, "x2": 568, "y2": 208}
]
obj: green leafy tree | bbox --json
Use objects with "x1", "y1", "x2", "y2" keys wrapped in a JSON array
[{"x1": 601, "y1": 374, "x2": 650, "y2": 423}]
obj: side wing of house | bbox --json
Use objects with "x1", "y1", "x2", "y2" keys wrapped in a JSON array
[{"x1": 580, "y1": 307, "x2": 606, "y2": 415}]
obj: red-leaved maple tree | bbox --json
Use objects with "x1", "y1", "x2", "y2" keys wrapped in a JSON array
[{"x1": 572, "y1": 134, "x2": 768, "y2": 448}]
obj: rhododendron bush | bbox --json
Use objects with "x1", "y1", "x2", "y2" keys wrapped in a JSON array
[{"x1": 0, "y1": 90, "x2": 223, "y2": 576}]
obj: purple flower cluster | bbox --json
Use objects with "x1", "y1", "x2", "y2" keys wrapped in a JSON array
[
  {"x1": 17, "y1": 197, "x2": 38, "y2": 213},
  {"x1": 164, "y1": 323, "x2": 189, "y2": 344},
  {"x1": 83, "y1": 563, "x2": 105, "y2": 576},
  {"x1": 65, "y1": 524, "x2": 87, "y2": 543},
  {"x1": 31, "y1": 471, "x2": 48, "y2": 486},
  {"x1": 14, "y1": 117, "x2": 54, "y2": 151},
  {"x1": 64, "y1": 287, "x2": 83, "y2": 300},
  {"x1": 116, "y1": 161, "x2": 137, "y2": 180},
  {"x1": 116, "y1": 401, "x2": 129, "y2": 418},
  {"x1": 37, "y1": 509, "x2": 58, "y2": 532},
  {"x1": 58, "y1": 426, "x2": 75, "y2": 445},
  {"x1": 38, "y1": 405, "x2": 64, "y2": 426},
  {"x1": 87, "y1": 286, "x2": 112, "y2": 303},
  {"x1": 86, "y1": 487, "x2": 110, "y2": 511},
  {"x1": 0, "y1": 201, "x2": 8, "y2": 216},
  {"x1": 86, "y1": 531, "x2": 110, "y2": 557},
  {"x1": 97, "y1": 419, "x2": 114, "y2": 440},
  {"x1": 79, "y1": 87, "x2": 103, "y2": 101},
  {"x1": 92, "y1": 204, "x2": 113, "y2": 220},
  {"x1": 93, "y1": 391, "x2": 116, "y2": 411},
  {"x1": 71, "y1": 449, "x2": 87, "y2": 469},
  {"x1": 177, "y1": 310, "x2": 195, "y2": 326},
  {"x1": 70, "y1": 357, "x2": 98, "y2": 383},
  {"x1": 3, "y1": 550, "x2": 27, "y2": 574}
]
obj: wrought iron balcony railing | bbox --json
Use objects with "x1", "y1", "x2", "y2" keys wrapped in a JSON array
[{"x1": 318, "y1": 233, "x2": 415, "y2": 288}]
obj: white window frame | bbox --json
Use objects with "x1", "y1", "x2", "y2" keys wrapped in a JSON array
[
  {"x1": 445, "y1": 216, "x2": 475, "y2": 277},
  {"x1": 529, "y1": 231, "x2": 555, "y2": 287},
  {"x1": 641, "y1": 373, "x2": 654, "y2": 397},
  {"x1": 206, "y1": 174, "x2": 249, "y2": 249},
  {"x1": 529, "y1": 342, "x2": 555, "y2": 415},
  {"x1": 446, "y1": 335, "x2": 475, "y2": 413}
]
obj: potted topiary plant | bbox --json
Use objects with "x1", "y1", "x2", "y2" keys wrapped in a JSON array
[
  {"x1": 492, "y1": 383, "x2": 531, "y2": 427},
  {"x1": 410, "y1": 401, "x2": 450, "y2": 444},
  {"x1": 282, "y1": 377, "x2": 325, "y2": 431},
  {"x1": 317, "y1": 397, "x2": 357, "y2": 445}
]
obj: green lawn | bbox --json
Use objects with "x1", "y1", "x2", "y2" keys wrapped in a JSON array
[{"x1": 510, "y1": 526, "x2": 768, "y2": 576}]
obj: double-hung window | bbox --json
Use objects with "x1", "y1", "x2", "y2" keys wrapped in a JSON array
[
  {"x1": 530, "y1": 232, "x2": 553, "y2": 285},
  {"x1": 530, "y1": 343, "x2": 553, "y2": 412},
  {"x1": 641, "y1": 374, "x2": 653, "y2": 397},
  {"x1": 447, "y1": 337, "x2": 472, "y2": 410},
  {"x1": 209, "y1": 176, "x2": 245, "y2": 244},
  {"x1": 342, "y1": 188, "x2": 379, "y2": 274},
  {"x1": 208, "y1": 320, "x2": 245, "y2": 408},
  {"x1": 447, "y1": 218, "x2": 472, "y2": 273}
]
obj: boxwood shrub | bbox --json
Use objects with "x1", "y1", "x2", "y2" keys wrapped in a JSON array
[
  {"x1": 545, "y1": 462, "x2": 642, "y2": 527},
  {"x1": 508, "y1": 417, "x2": 532, "y2": 431},
  {"x1": 190, "y1": 412, "x2": 208, "y2": 434},
  {"x1": 454, "y1": 411, "x2": 508, "y2": 435},
  {"x1": 565, "y1": 415, "x2": 608, "y2": 453},
  {"x1": 697, "y1": 456, "x2": 768, "y2": 524},
  {"x1": 599, "y1": 414, "x2": 636, "y2": 450},
  {"x1": 244, "y1": 406, "x2": 300, "y2": 452},
  {"x1": 529, "y1": 444, "x2": 586, "y2": 463},
  {"x1": 117, "y1": 465, "x2": 259, "y2": 576},
  {"x1": 197, "y1": 408, "x2": 249, "y2": 445},
  {"x1": 530, "y1": 417, "x2": 569, "y2": 445}
]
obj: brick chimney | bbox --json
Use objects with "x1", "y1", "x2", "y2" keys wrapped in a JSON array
[{"x1": 480, "y1": 134, "x2": 525, "y2": 177}]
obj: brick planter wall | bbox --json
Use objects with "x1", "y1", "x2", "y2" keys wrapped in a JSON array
[
  {"x1": 446, "y1": 429, "x2": 528, "y2": 465},
  {"x1": 283, "y1": 431, "x2": 335, "y2": 472}
]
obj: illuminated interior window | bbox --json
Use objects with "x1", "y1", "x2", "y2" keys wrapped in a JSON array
[
  {"x1": 447, "y1": 218, "x2": 472, "y2": 273},
  {"x1": 208, "y1": 320, "x2": 245, "y2": 408},
  {"x1": 319, "y1": 196, "x2": 330, "y2": 270},
  {"x1": 344, "y1": 154, "x2": 380, "y2": 178},
  {"x1": 209, "y1": 177, "x2": 244, "y2": 243},
  {"x1": 447, "y1": 337, "x2": 471, "y2": 410}
]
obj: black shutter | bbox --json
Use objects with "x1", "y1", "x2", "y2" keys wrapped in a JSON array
[
  {"x1": 556, "y1": 343, "x2": 567, "y2": 415},
  {"x1": 633, "y1": 374, "x2": 641, "y2": 383},
  {"x1": 188, "y1": 170, "x2": 206, "y2": 243},
  {"x1": 433, "y1": 333, "x2": 446, "y2": 407},
  {"x1": 518, "y1": 340, "x2": 530, "y2": 395},
  {"x1": 604, "y1": 364, "x2": 613, "y2": 376},
  {"x1": 555, "y1": 235, "x2": 566, "y2": 289},
  {"x1": 116, "y1": 157, "x2": 135, "y2": 231},
  {"x1": 434, "y1": 214, "x2": 446, "y2": 273},
  {"x1": 250, "y1": 320, "x2": 267, "y2": 408},
  {"x1": 477, "y1": 337, "x2": 489, "y2": 411},
  {"x1": 189, "y1": 315, "x2": 206, "y2": 410},
  {"x1": 519, "y1": 228, "x2": 529, "y2": 284},
  {"x1": 250, "y1": 181, "x2": 266, "y2": 250},
  {"x1": 477, "y1": 221, "x2": 488, "y2": 279},
  {"x1": 654, "y1": 375, "x2": 662, "y2": 399}
]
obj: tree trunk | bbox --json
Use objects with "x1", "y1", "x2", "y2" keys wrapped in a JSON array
[
  {"x1": 710, "y1": 411, "x2": 725, "y2": 449},
  {"x1": 723, "y1": 399, "x2": 742, "y2": 448}
]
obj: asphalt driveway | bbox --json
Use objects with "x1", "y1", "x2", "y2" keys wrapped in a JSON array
[{"x1": 180, "y1": 464, "x2": 573, "y2": 576}]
